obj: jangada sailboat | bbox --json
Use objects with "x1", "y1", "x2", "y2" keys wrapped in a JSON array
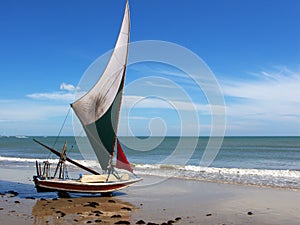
[{"x1": 33, "y1": 1, "x2": 142, "y2": 195}]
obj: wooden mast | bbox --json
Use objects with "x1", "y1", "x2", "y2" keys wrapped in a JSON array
[{"x1": 33, "y1": 138, "x2": 100, "y2": 175}]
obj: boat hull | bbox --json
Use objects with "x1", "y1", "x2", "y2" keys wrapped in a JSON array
[{"x1": 33, "y1": 176, "x2": 142, "y2": 193}]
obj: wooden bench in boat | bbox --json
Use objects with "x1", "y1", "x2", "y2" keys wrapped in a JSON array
[{"x1": 80, "y1": 174, "x2": 130, "y2": 183}]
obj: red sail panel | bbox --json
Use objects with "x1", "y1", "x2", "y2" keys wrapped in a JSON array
[{"x1": 116, "y1": 140, "x2": 133, "y2": 173}]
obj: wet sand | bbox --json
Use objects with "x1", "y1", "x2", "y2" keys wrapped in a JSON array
[{"x1": 1, "y1": 167, "x2": 300, "y2": 224}]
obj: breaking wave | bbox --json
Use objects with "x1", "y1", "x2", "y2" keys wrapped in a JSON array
[{"x1": 1, "y1": 156, "x2": 299, "y2": 190}]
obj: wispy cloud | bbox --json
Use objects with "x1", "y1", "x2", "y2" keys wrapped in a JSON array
[
  {"x1": 26, "y1": 82, "x2": 78, "y2": 102},
  {"x1": 0, "y1": 99, "x2": 68, "y2": 122},
  {"x1": 221, "y1": 67, "x2": 300, "y2": 135},
  {"x1": 122, "y1": 95, "x2": 213, "y2": 114},
  {"x1": 1, "y1": 68, "x2": 299, "y2": 136},
  {"x1": 123, "y1": 67, "x2": 300, "y2": 135},
  {"x1": 0, "y1": 83, "x2": 77, "y2": 135},
  {"x1": 27, "y1": 92, "x2": 75, "y2": 101},
  {"x1": 60, "y1": 82, "x2": 79, "y2": 91},
  {"x1": 222, "y1": 69, "x2": 300, "y2": 103}
]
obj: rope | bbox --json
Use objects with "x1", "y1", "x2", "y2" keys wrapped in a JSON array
[
  {"x1": 47, "y1": 107, "x2": 71, "y2": 159},
  {"x1": 66, "y1": 129, "x2": 84, "y2": 155}
]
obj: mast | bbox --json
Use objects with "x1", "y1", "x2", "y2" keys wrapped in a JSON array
[
  {"x1": 71, "y1": 1, "x2": 130, "y2": 171},
  {"x1": 33, "y1": 139, "x2": 100, "y2": 175}
]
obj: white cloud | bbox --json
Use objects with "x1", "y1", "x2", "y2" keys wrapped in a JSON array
[
  {"x1": 60, "y1": 82, "x2": 79, "y2": 91},
  {"x1": 122, "y1": 67, "x2": 300, "y2": 135},
  {"x1": 221, "y1": 68, "x2": 300, "y2": 135},
  {"x1": 0, "y1": 99, "x2": 73, "y2": 136},
  {"x1": 0, "y1": 99, "x2": 68, "y2": 122},
  {"x1": 27, "y1": 92, "x2": 75, "y2": 102},
  {"x1": 26, "y1": 82, "x2": 79, "y2": 102},
  {"x1": 2, "y1": 68, "x2": 299, "y2": 136},
  {"x1": 122, "y1": 95, "x2": 223, "y2": 116},
  {"x1": 0, "y1": 83, "x2": 78, "y2": 135},
  {"x1": 123, "y1": 95, "x2": 199, "y2": 111},
  {"x1": 222, "y1": 71, "x2": 300, "y2": 103}
]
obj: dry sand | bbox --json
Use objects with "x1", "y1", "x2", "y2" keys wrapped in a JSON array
[{"x1": 1, "y1": 167, "x2": 300, "y2": 225}]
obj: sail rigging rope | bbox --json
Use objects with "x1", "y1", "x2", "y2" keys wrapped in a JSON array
[
  {"x1": 47, "y1": 107, "x2": 71, "y2": 159},
  {"x1": 66, "y1": 129, "x2": 84, "y2": 155}
]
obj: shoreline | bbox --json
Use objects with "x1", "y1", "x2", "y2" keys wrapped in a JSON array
[
  {"x1": 1, "y1": 167, "x2": 300, "y2": 224},
  {"x1": 2, "y1": 157, "x2": 300, "y2": 190}
]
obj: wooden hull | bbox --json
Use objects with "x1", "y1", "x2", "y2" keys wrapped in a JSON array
[{"x1": 33, "y1": 176, "x2": 142, "y2": 194}]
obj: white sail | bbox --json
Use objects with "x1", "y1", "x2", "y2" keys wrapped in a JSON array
[
  {"x1": 71, "y1": 1, "x2": 130, "y2": 170},
  {"x1": 71, "y1": 1, "x2": 130, "y2": 126},
  {"x1": 33, "y1": 1, "x2": 142, "y2": 195}
]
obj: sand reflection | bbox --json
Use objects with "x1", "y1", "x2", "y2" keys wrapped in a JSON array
[{"x1": 32, "y1": 196, "x2": 135, "y2": 224}]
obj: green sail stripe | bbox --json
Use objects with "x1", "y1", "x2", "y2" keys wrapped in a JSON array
[{"x1": 84, "y1": 77, "x2": 124, "y2": 170}]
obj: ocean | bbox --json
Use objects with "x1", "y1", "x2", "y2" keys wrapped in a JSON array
[{"x1": 0, "y1": 136, "x2": 299, "y2": 190}]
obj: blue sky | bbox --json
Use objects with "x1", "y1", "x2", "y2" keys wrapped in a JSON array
[{"x1": 0, "y1": 0, "x2": 299, "y2": 136}]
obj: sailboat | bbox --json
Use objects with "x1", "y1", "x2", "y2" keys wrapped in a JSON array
[{"x1": 33, "y1": 0, "x2": 142, "y2": 195}]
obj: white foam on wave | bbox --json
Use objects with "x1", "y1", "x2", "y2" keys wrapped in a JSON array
[
  {"x1": 133, "y1": 163, "x2": 300, "y2": 189},
  {"x1": 0, "y1": 156, "x2": 99, "y2": 168},
  {"x1": 182, "y1": 165, "x2": 300, "y2": 179},
  {"x1": 134, "y1": 163, "x2": 300, "y2": 179},
  {"x1": 15, "y1": 135, "x2": 28, "y2": 139},
  {"x1": 0, "y1": 156, "x2": 55, "y2": 163},
  {"x1": 1, "y1": 156, "x2": 299, "y2": 189}
]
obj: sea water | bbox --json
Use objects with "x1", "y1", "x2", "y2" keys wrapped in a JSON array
[{"x1": 0, "y1": 136, "x2": 299, "y2": 189}]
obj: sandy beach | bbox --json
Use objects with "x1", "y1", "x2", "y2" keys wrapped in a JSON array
[{"x1": 1, "y1": 167, "x2": 300, "y2": 225}]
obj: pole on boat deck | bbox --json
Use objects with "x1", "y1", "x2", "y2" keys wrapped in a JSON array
[
  {"x1": 35, "y1": 161, "x2": 40, "y2": 176},
  {"x1": 33, "y1": 138, "x2": 100, "y2": 175}
]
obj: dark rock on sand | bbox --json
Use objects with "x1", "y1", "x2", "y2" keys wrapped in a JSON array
[
  {"x1": 0, "y1": 207, "x2": 3, "y2": 210},
  {"x1": 84, "y1": 202, "x2": 99, "y2": 208},
  {"x1": 89, "y1": 201, "x2": 99, "y2": 206},
  {"x1": 95, "y1": 219, "x2": 102, "y2": 223},
  {"x1": 136, "y1": 220, "x2": 146, "y2": 224},
  {"x1": 7, "y1": 191, "x2": 19, "y2": 196},
  {"x1": 93, "y1": 210, "x2": 103, "y2": 214},
  {"x1": 146, "y1": 222, "x2": 159, "y2": 225},
  {"x1": 121, "y1": 207, "x2": 132, "y2": 211},
  {"x1": 111, "y1": 214, "x2": 122, "y2": 218},
  {"x1": 247, "y1": 211, "x2": 253, "y2": 215},
  {"x1": 175, "y1": 217, "x2": 181, "y2": 221},
  {"x1": 115, "y1": 221, "x2": 130, "y2": 224},
  {"x1": 86, "y1": 221, "x2": 92, "y2": 224},
  {"x1": 108, "y1": 199, "x2": 116, "y2": 203},
  {"x1": 206, "y1": 213, "x2": 212, "y2": 216},
  {"x1": 6, "y1": 191, "x2": 19, "y2": 198},
  {"x1": 14, "y1": 201, "x2": 20, "y2": 204},
  {"x1": 55, "y1": 210, "x2": 66, "y2": 217}
]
